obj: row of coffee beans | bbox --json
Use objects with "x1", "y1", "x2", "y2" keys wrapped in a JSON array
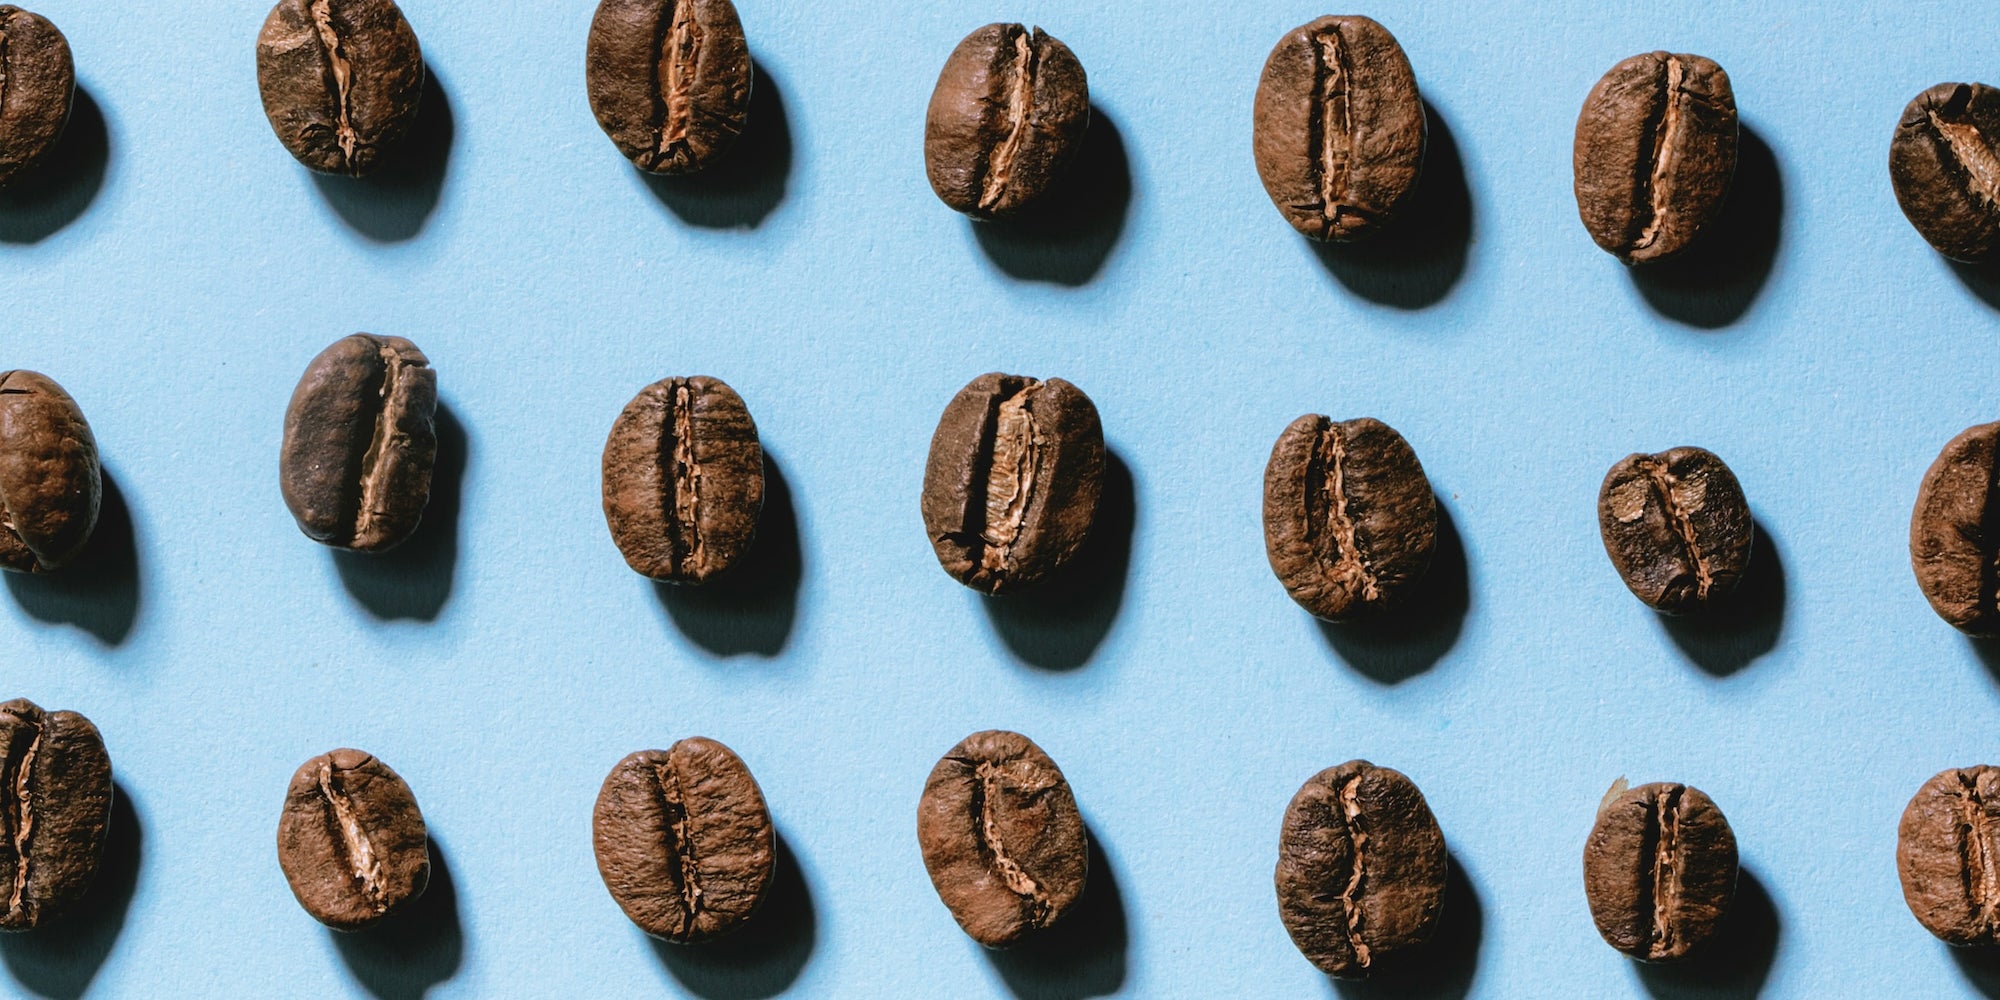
[
  {"x1": 0, "y1": 5, "x2": 1993, "y2": 262},
  {"x1": 4, "y1": 355, "x2": 1997, "y2": 632},
  {"x1": 1, "y1": 703, "x2": 1992, "y2": 974}
]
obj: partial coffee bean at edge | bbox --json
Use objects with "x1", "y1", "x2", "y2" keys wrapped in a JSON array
[
  {"x1": 1912, "y1": 421, "x2": 2000, "y2": 635},
  {"x1": 255, "y1": 0, "x2": 425, "y2": 176},
  {"x1": 1596, "y1": 446, "x2": 1752, "y2": 614},
  {"x1": 1582, "y1": 779, "x2": 1738, "y2": 962},
  {"x1": 924, "y1": 23, "x2": 1090, "y2": 219},
  {"x1": 276, "y1": 749, "x2": 429, "y2": 931},
  {"x1": 1251, "y1": 15, "x2": 1427, "y2": 242},
  {"x1": 593, "y1": 738, "x2": 776, "y2": 943},
  {"x1": 586, "y1": 0, "x2": 754, "y2": 175},
  {"x1": 1573, "y1": 51, "x2": 1738, "y2": 264},
  {"x1": 0, "y1": 370, "x2": 102, "y2": 573},
  {"x1": 1263, "y1": 415, "x2": 1437, "y2": 621},
  {"x1": 920, "y1": 373, "x2": 1104, "y2": 594},
  {"x1": 1275, "y1": 760, "x2": 1448, "y2": 979},
  {"x1": 601, "y1": 376, "x2": 764, "y2": 584},
  {"x1": 0, "y1": 6, "x2": 75, "y2": 187},
  {"x1": 1891, "y1": 82, "x2": 2000, "y2": 262},
  {"x1": 1898, "y1": 765, "x2": 2000, "y2": 946},
  {"x1": 0, "y1": 697, "x2": 114, "y2": 932},
  {"x1": 918, "y1": 730, "x2": 1087, "y2": 948},
  {"x1": 279, "y1": 334, "x2": 439, "y2": 553}
]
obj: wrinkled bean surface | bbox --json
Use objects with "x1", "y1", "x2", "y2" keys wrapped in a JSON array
[
  {"x1": 256, "y1": 0, "x2": 424, "y2": 175},
  {"x1": 918, "y1": 730, "x2": 1086, "y2": 948},
  {"x1": 586, "y1": 0, "x2": 752, "y2": 174},
  {"x1": 280, "y1": 334, "x2": 438, "y2": 552},
  {"x1": 276, "y1": 749, "x2": 429, "y2": 931},
  {"x1": 925, "y1": 23, "x2": 1089, "y2": 219},
  {"x1": 1899, "y1": 766, "x2": 2000, "y2": 946},
  {"x1": 0, "y1": 370, "x2": 100, "y2": 573},
  {"x1": 602, "y1": 376, "x2": 763, "y2": 584},
  {"x1": 1597, "y1": 447, "x2": 1752, "y2": 614},
  {"x1": 1583, "y1": 780, "x2": 1737, "y2": 962},
  {"x1": 1264, "y1": 415, "x2": 1435, "y2": 621},
  {"x1": 0, "y1": 698, "x2": 112, "y2": 932},
  {"x1": 0, "y1": 6, "x2": 73, "y2": 186},
  {"x1": 1573, "y1": 52, "x2": 1737, "y2": 263},
  {"x1": 1911, "y1": 422, "x2": 2000, "y2": 636},
  {"x1": 1891, "y1": 83, "x2": 2000, "y2": 262}
]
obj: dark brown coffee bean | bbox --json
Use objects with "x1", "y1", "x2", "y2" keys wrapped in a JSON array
[
  {"x1": 593, "y1": 738, "x2": 774, "y2": 943},
  {"x1": 924, "y1": 24, "x2": 1089, "y2": 219},
  {"x1": 921, "y1": 373, "x2": 1103, "y2": 594},
  {"x1": 1275, "y1": 760, "x2": 1447, "y2": 979},
  {"x1": 0, "y1": 699, "x2": 112, "y2": 932},
  {"x1": 1263, "y1": 416, "x2": 1435, "y2": 621},
  {"x1": 1891, "y1": 84, "x2": 2000, "y2": 262},
  {"x1": 601, "y1": 376, "x2": 762, "y2": 584},
  {"x1": 280, "y1": 334, "x2": 438, "y2": 553},
  {"x1": 1912, "y1": 423, "x2": 2000, "y2": 635},
  {"x1": 0, "y1": 7, "x2": 73, "y2": 187},
  {"x1": 1251, "y1": 16, "x2": 1426, "y2": 242},
  {"x1": 917, "y1": 730, "x2": 1086, "y2": 948},
  {"x1": 1898, "y1": 766, "x2": 2000, "y2": 945},
  {"x1": 1573, "y1": 52, "x2": 1737, "y2": 263},
  {"x1": 0, "y1": 371, "x2": 100, "y2": 574},
  {"x1": 1597, "y1": 447, "x2": 1752, "y2": 614},
  {"x1": 256, "y1": 0, "x2": 424, "y2": 176},
  {"x1": 276, "y1": 749, "x2": 428, "y2": 931},
  {"x1": 585, "y1": 0, "x2": 753, "y2": 175},
  {"x1": 1583, "y1": 780, "x2": 1737, "y2": 962}
]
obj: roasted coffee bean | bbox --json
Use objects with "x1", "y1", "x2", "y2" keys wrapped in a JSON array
[
  {"x1": 602, "y1": 376, "x2": 762, "y2": 584},
  {"x1": 1891, "y1": 84, "x2": 2000, "y2": 262},
  {"x1": 1898, "y1": 766, "x2": 2000, "y2": 945},
  {"x1": 918, "y1": 730, "x2": 1086, "y2": 948},
  {"x1": 1583, "y1": 780, "x2": 1737, "y2": 962},
  {"x1": 1263, "y1": 416, "x2": 1435, "y2": 621},
  {"x1": 1597, "y1": 447, "x2": 1752, "y2": 614},
  {"x1": 921, "y1": 373, "x2": 1103, "y2": 594},
  {"x1": 1912, "y1": 422, "x2": 2000, "y2": 635},
  {"x1": 586, "y1": 0, "x2": 753, "y2": 175},
  {"x1": 280, "y1": 334, "x2": 438, "y2": 552},
  {"x1": 1275, "y1": 760, "x2": 1447, "y2": 979},
  {"x1": 1573, "y1": 52, "x2": 1737, "y2": 263},
  {"x1": 925, "y1": 24, "x2": 1089, "y2": 219},
  {"x1": 256, "y1": 0, "x2": 424, "y2": 176},
  {"x1": 276, "y1": 749, "x2": 428, "y2": 931},
  {"x1": 0, "y1": 371, "x2": 100, "y2": 574},
  {"x1": 1251, "y1": 16, "x2": 1426, "y2": 242},
  {"x1": 0, "y1": 7, "x2": 73, "y2": 187},
  {"x1": 0, "y1": 699, "x2": 112, "y2": 932},
  {"x1": 593, "y1": 739, "x2": 774, "y2": 943}
]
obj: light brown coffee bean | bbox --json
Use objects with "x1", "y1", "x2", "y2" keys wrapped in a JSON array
[
  {"x1": 917, "y1": 730, "x2": 1086, "y2": 948},
  {"x1": 276, "y1": 749, "x2": 429, "y2": 931},
  {"x1": 1582, "y1": 780, "x2": 1737, "y2": 962},
  {"x1": 601, "y1": 376, "x2": 763, "y2": 584}
]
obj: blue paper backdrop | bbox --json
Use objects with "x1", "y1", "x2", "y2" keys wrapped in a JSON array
[{"x1": 7, "y1": 1, "x2": 2000, "y2": 996}]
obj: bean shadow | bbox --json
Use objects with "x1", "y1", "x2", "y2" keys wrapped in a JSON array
[
  {"x1": 983, "y1": 451, "x2": 1135, "y2": 671},
  {"x1": 1948, "y1": 256, "x2": 2000, "y2": 311},
  {"x1": 1660, "y1": 519, "x2": 1785, "y2": 677},
  {"x1": 652, "y1": 831, "x2": 815, "y2": 999},
  {"x1": 971, "y1": 105, "x2": 1131, "y2": 286},
  {"x1": 641, "y1": 59, "x2": 792, "y2": 229},
  {"x1": 986, "y1": 825, "x2": 1127, "y2": 999},
  {"x1": 1634, "y1": 868, "x2": 1779, "y2": 999},
  {"x1": 1317, "y1": 500, "x2": 1469, "y2": 684},
  {"x1": 656, "y1": 453, "x2": 803, "y2": 658},
  {"x1": 1311, "y1": 101, "x2": 1472, "y2": 309},
  {"x1": 1950, "y1": 939, "x2": 2000, "y2": 997},
  {"x1": 0, "y1": 86, "x2": 109, "y2": 244},
  {"x1": 331, "y1": 837, "x2": 464, "y2": 1000},
  {"x1": 333, "y1": 403, "x2": 467, "y2": 622},
  {"x1": 1631, "y1": 125, "x2": 1782, "y2": 329},
  {"x1": 0, "y1": 782, "x2": 143, "y2": 1000},
  {"x1": 1332, "y1": 853, "x2": 1483, "y2": 1000},
  {"x1": 5, "y1": 469, "x2": 141, "y2": 646},
  {"x1": 311, "y1": 66, "x2": 453, "y2": 243}
]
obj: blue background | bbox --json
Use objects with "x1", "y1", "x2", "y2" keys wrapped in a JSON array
[{"x1": 5, "y1": 1, "x2": 2000, "y2": 997}]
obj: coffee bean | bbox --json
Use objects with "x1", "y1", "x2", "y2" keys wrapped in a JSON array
[
  {"x1": 0, "y1": 7, "x2": 73, "y2": 187},
  {"x1": 276, "y1": 749, "x2": 428, "y2": 931},
  {"x1": 0, "y1": 371, "x2": 100, "y2": 574},
  {"x1": 918, "y1": 730, "x2": 1086, "y2": 948},
  {"x1": 256, "y1": 0, "x2": 424, "y2": 176},
  {"x1": 1263, "y1": 416, "x2": 1436, "y2": 621},
  {"x1": 1912, "y1": 422, "x2": 2000, "y2": 635},
  {"x1": 1597, "y1": 447, "x2": 1752, "y2": 614},
  {"x1": 0, "y1": 699, "x2": 112, "y2": 932},
  {"x1": 593, "y1": 738, "x2": 774, "y2": 943},
  {"x1": 602, "y1": 376, "x2": 763, "y2": 584},
  {"x1": 925, "y1": 23, "x2": 1089, "y2": 219},
  {"x1": 1251, "y1": 16, "x2": 1426, "y2": 242},
  {"x1": 1891, "y1": 84, "x2": 2000, "y2": 262},
  {"x1": 586, "y1": 0, "x2": 753, "y2": 175},
  {"x1": 921, "y1": 373, "x2": 1103, "y2": 594},
  {"x1": 280, "y1": 334, "x2": 438, "y2": 553},
  {"x1": 1898, "y1": 766, "x2": 2000, "y2": 945},
  {"x1": 1573, "y1": 52, "x2": 1737, "y2": 264},
  {"x1": 1275, "y1": 760, "x2": 1448, "y2": 979},
  {"x1": 1583, "y1": 779, "x2": 1737, "y2": 962}
]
